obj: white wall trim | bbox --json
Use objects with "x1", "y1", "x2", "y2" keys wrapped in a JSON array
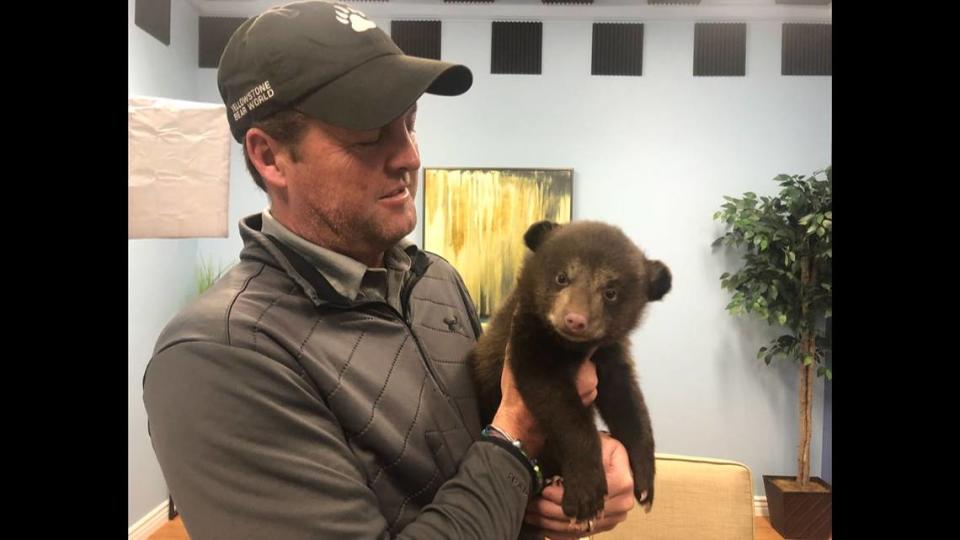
[
  {"x1": 128, "y1": 499, "x2": 171, "y2": 540},
  {"x1": 754, "y1": 495, "x2": 769, "y2": 517}
]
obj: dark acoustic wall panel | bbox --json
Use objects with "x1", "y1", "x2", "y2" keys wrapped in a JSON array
[
  {"x1": 199, "y1": 17, "x2": 248, "y2": 69},
  {"x1": 135, "y1": 0, "x2": 171, "y2": 46},
  {"x1": 694, "y1": 23, "x2": 746, "y2": 76},
  {"x1": 782, "y1": 23, "x2": 832, "y2": 75},
  {"x1": 491, "y1": 22, "x2": 543, "y2": 75},
  {"x1": 591, "y1": 23, "x2": 644, "y2": 76},
  {"x1": 391, "y1": 20, "x2": 442, "y2": 60}
]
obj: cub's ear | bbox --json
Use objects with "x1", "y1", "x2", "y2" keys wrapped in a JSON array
[
  {"x1": 524, "y1": 221, "x2": 560, "y2": 252},
  {"x1": 647, "y1": 260, "x2": 672, "y2": 301}
]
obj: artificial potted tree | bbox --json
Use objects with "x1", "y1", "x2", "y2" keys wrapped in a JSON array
[
  {"x1": 195, "y1": 256, "x2": 232, "y2": 296},
  {"x1": 713, "y1": 166, "x2": 832, "y2": 539}
]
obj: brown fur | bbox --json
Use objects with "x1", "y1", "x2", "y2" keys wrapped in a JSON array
[{"x1": 468, "y1": 220, "x2": 671, "y2": 521}]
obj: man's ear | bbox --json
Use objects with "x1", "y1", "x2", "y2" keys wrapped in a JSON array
[{"x1": 245, "y1": 127, "x2": 288, "y2": 191}]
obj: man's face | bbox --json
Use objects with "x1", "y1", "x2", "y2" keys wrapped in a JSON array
[{"x1": 282, "y1": 104, "x2": 420, "y2": 264}]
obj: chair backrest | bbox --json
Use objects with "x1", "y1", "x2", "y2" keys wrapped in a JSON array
[{"x1": 592, "y1": 453, "x2": 755, "y2": 540}]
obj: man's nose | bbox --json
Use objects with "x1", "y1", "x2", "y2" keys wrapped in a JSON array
[{"x1": 385, "y1": 119, "x2": 420, "y2": 174}]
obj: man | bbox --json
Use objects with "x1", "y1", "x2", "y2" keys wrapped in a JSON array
[{"x1": 143, "y1": 1, "x2": 636, "y2": 538}]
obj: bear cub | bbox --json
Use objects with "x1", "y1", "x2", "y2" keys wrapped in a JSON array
[{"x1": 468, "y1": 220, "x2": 671, "y2": 521}]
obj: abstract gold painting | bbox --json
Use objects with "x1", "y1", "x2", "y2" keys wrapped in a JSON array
[{"x1": 423, "y1": 168, "x2": 573, "y2": 320}]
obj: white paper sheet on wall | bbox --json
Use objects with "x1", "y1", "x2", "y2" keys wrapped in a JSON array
[{"x1": 128, "y1": 96, "x2": 231, "y2": 238}]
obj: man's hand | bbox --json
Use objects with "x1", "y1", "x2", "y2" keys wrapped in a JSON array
[
  {"x1": 491, "y1": 346, "x2": 599, "y2": 457},
  {"x1": 523, "y1": 433, "x2": 636, "y2": 539}
]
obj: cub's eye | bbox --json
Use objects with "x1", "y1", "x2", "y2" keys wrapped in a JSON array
[
  {"x1": 604, "y1": 288, "x2": 618, "y2": 301},
  {"x1": 555, "y1": 272, "x2": 569, "y2": 286}
]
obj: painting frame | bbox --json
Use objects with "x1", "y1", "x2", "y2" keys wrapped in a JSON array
[{"x1": 422, "y1": 167, "x2": 574, "y2": 322}]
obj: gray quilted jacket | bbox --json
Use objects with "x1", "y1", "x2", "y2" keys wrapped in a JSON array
[{"x1": 143, "y1": 214, "x2": 531, "y2": 539}]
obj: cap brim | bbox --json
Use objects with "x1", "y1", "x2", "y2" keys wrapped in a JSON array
[{"x1": 295, "y1": 54, "x2": 473, "y2": 131}]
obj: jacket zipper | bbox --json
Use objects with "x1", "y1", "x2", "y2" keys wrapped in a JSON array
[
  {"x1": 355, "y1": 271, "x2": 453, "y2": 398},
  {"x1": 398, "y1": 269, "x2": 452, "y2": 398}
]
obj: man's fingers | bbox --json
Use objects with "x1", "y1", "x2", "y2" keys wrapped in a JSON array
[
  {"x1": 528, "y1": 488, "x2": 635, "y2": 520},
  {"x1": 576, "y1": 359, "x2": 598, "y2": 406},
  {"x1": 524, "y1": 511, "x2": 630, "y2": 538},
  {"x1": 538, "y1": 484, "x2": 564, "y2": 505}
]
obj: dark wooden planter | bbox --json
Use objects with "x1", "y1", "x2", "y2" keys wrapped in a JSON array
[{"x1": 763, "y1": 475, "x2": 832, "y2": 539}]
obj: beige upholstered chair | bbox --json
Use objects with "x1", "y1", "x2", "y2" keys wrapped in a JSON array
[{"x1": 592, "y1": 453, "x2": 755, "y2": 540}]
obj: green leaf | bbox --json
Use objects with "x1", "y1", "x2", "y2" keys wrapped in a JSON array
[
  {"x1": 712, "y1": 237, "x2": 724, "y2": 247},
  {"x1": 817, "y1": 226, "x2": 826, "y2": 237},
  {"x1": 803, "y1": 355, "x2": 814, "y2": 366},
  {"x1": 757, "y1": 347, "x2": 768, "y2": 359},
  {"x1": 799, "y1": 214, "x2": 815, "y2": 226},
  {"x1": 807, "y1": 223, "x2": 819, "y2": 235},
  {"x1": 720, "y1": 272, "x2": 730, "y2": 280},
  {"x1": 778, "y1": 313, "x2": 787, "y2": 325},
  {"x1": 825, "y1": 368, "x2": 832, "y2": 381},
  {"x1": 821, "y1": 283, "x2": 831, "y2": 291},
  {"x1": 789, "y1": 252, "x2": 797, "y2": 262},
  {"x1": 761, "y1": 239, "x2": 769, "y2": 251},
  {"x1": 822, "y1": 219, "x2": 831, "y2": 229},
  {"x1": 825, "y1": 211, "x2": 832, "y2": 220}
]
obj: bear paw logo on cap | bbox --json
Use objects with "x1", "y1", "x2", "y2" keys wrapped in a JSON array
[{"x1": 334, "y1": 4, "x2": 376, "y2": 32}]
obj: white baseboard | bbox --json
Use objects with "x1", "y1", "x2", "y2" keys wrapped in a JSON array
[
  {"x1": 754, "y1": 496, "x2": 769, "y2": 517},
  {"x1": 129, "y1": 499, "x2": 170, "y2": 540},
  {"x1": 128, "y1": 496, "x2": 765, "y2": 530}
]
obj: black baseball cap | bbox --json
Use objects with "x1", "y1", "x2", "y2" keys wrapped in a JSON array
[{"x1": 217, "y1": 0, "x2": 473, "y2": 142}]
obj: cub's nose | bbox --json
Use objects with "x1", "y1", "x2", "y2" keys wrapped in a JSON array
[{"x1": 564, "y1": 312, "x2": 588, "y2": 334}]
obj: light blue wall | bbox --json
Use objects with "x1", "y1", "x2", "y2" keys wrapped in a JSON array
[
  {"x1": 415, "y1": 17, "x2": 831, "y2": 497},
  {"x1": 133, "y1": 4, "x2": 831, "y2": 524},
  {"x1": 127, "y1": 0, "x2": 201, "y2": 527}
]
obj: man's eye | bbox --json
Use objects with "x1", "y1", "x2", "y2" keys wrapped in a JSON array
[
  {"x1": 352, "y1": 128, "x2": 383, "y2": 146},
  {"x1": 353, "y1": 135, "x2": 382, "y2": 147}
]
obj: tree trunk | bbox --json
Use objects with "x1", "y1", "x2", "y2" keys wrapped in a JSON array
[
  {"x1": 798, "y1": 345, "x2": 813, "y2": 487},
  {"x1": 797, "y1": 255, "x2": 817, "y2": 488}
]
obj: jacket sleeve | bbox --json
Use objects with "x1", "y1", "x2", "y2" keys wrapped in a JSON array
[{"x1": 143, "y1": 341, "x2": 529, "y2": 540}]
